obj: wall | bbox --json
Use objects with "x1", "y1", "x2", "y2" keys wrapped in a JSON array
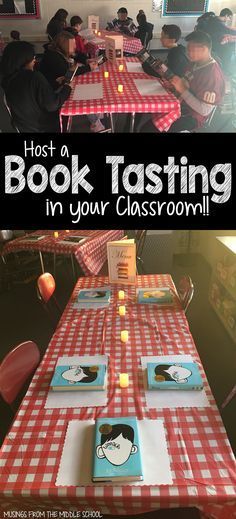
[
  {"x1": 0, "y1": 0, "x2": 236, "y2": 41},
  {"x1": 192, "y1": 230, "x2": 236, "y2": 268}
]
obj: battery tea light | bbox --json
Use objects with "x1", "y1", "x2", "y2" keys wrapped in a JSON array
[
  {"x1": 118, "y1": 64, "x2": 124, "y2": 72},
  {"x1": 117, "y1": 84, "x2": 123, "y2": 93},
  {"x1": 121, "y1": 330, "x2": 128, "y2": 343},
  {"x1": 54, "y1": 231, "x2": 59, "y2": 239},
  {"x1": 119, "y1": 373, "x2": 129, "y2": 388},
  {"x1": 104, "y1": 71, "x2": 109, "y2": 78},
  {"x1": 119, "y1": 305, "x2": 126, "y2": 316},
  {"x1": 118, "y1": 290, "x2": 125, "y2": 300}
]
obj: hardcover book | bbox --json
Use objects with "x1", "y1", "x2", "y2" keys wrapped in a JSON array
[
  {"x1": 62, "y1": 236, "x2": 86, "y2": 243},
  {"x1": 147, "y1": 362, "x2": 203, "y2": 390},
  {"x1": 137, "y1": 287, "x2": 173, "y2": 305},
  {"x1": 50, "y1": 364, "x2": 107, "y2": 391},
  {"x1": 107, "y1": 239, "x2": 136, "y2": 285},
  {"x1": 77, "y1": 288, "x2": 111, "y2": 303},
  {"x1": 23, "y1": 235, "x2": 45, "y2": 241},
  {"x1": 93, "y1": 416, "x2": 143, "y2": 482}
]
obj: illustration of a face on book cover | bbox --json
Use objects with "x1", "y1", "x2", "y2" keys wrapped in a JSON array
[
  {"x1": 62, "y1": 365, "x2": 99, "y2": 384},
  {"x1": 83, "y1": 291, "x2": 107, "y2": 299},
  {"x1": 155, "y1": 364, "x2": 192, "y2": 384},
  {"x1": 96, "y1": 423, "x2": 138, "y2": 466},
  {"x1": 143, "y1": 290, "x2": 167, "y2": 299}
]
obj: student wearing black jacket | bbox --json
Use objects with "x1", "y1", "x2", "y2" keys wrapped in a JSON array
[
  {"x1": 46, "y1": 8, "x2": 68, "y2": 40},
  {"x1": 1, "y1": 41, "x2": 71, "y2": 132},
  {"x1": 160, "y1": 24, "x2": 189, "y2": 77},
  {"x1": 198, "y1": 8, "x2": 236, "y2": 72},
  {"x1": 135, "y1": 12, "x2": 153, "y2": 47}
]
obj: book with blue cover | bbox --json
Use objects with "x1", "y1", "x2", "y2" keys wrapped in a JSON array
[
  {"x1": 137, "y1": 287, "x2": 173, "y2": 305},
  {"x1": 50, "y1": 364, "x2": 106, "y2": 391},
  {"x1": 93, "y1": 416, "x2": 143, "y2": 482},
  {"x1": 147, "y1": 362, "x2": 203, "y2": 390},
  {"x1": 77, "y1": 288, "x2": 111, "y2": 304}
]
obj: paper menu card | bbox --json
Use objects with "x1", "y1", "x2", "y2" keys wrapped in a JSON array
[
  {"x1": 134, "y1": 79, "x2": 166, "y2": 96},
  {"x1": 105, "y1": 35, "x2": 123, "y2": 62},
  {"x1": 107, "y1": 239, "x2": 136, "y2": 285},
  {"x1": 72, "y1": 83, "x2": 103, "y2": 101},
  {"x1": 88, "y1": 15, "x2": 99, "y2": 31}
]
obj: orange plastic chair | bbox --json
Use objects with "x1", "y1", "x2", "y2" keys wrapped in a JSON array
[
  {"x1": 0, "y1": 341, "x2": 40, "y2": 408},
  {"x1": 178, "y1": 276, "x2": 194, "y2": 312},
  {"x1": 37, "y1": 273, "x2": 61, "y2": 322}
]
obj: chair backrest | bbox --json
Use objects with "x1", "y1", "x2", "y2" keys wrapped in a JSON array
[
  {"x1": 144, "y1": 22, "x2": 154, "y2": 48},
  {"x1": 37, "y1": 272, "x2": 56, "y2": 304},
  {"x1": 0, "y1": 341, "x2": 40, "y2": 405},
  {"x1": 222, "y1": 383, "x2": 236, "y2": 409},
  {"x1": 3, "y1": 94, "x2": 20, "y2": 133},
  {"x1": 178, "y1": 275, "x2": 194, "y2": 312},
  {"x1": 136, "y1": 230, "x2": 147, "y2": 259}
]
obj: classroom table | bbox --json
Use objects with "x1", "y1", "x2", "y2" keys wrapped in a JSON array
[
  {"x1": 86, "y1": 30, "x2": 143, "y2": 58},
  {"x1": 1, "y1": 230, "x2": 124, "y2": 276},
  {"x1": 60, "y1": 57, "x2": 181, "y2": 133},
  {"x1": 0, "y1": 274, "x2": 235, "y2": 517}
]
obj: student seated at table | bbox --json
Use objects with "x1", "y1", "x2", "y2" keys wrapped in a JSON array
[
  {"x1": 10, "y1": 30, "x2": 20, "y2": 41},
  {"x1": 196, "y1": 8, "x2": 236, "y2": 73},
  {"x1": 160, "y1": 25, "x2": 189, "y2": 76},
  {"x1": 66, "y1": 15, "x2": 89, "y2": 65},
  {"x1": 1, "y1": 41, "x2": 71, "y2": 132},
  {"x1": 40, "y1": 31, "x2": 106, "y2": 133},
  {"x1": 46, "y1": 8, "x2": 68, "y2": 40},
  {"x1": 106, "y1": 7, "x2": 138, "y2": 37},
  {"x1": 135, "y1": 11, "x2": 153, "y2": 47},
  {"x1": 138, "y1": 31, "x2": 225, "y2": 133}
]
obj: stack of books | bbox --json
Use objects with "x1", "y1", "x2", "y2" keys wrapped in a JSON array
[
  {"x1": 75, "y1": 287, "x2": 111, "y2": 309},
  {"x1": 137, "y1": 287, "x2": 173, "y2": 306}
]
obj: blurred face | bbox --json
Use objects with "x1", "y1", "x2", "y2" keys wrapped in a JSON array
[
  {"x1": 75, "y1": 23, "x2": 82, "y2": 32},
  {"x1": 160, "y1": 30, "x2": 176, "y2": 48},
  {"x1": 187, "y1": 42, "x2": 210, "y2": 63},
  {"x1": 118, "y1": 11, "x2": 127, "y2": 21},
  {"x1": 68, "y1": 38, "x2": 76, "y2": 55}
]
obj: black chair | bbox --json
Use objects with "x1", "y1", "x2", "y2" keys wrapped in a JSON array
[
  {"x1": 135, "y1": 230, "x2": 147, "y2": 273},
  {"x1": 144, "y1": 22, "x2": 154, "y2": 50}
]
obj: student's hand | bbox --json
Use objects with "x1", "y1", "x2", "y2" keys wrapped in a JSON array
[
  {"x1": 56, "y1": 76, "x2": 66, "y2": 85},
  {"x1": 170, "y1": 76, "x2": 189, "y2": 94},
  {"x1": 89, "y1": 61, "x2": 99, "y2": 71}
]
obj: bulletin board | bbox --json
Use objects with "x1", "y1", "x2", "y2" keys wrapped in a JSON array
[
  {"x1": 0, "y1": 0, "x2": 40, "y2": 18},
  {"x1": 162, "y1": 0, "x2": 209, "y2": 16}
]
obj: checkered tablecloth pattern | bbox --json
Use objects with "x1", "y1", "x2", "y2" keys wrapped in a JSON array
[
  {"x1": 60, "y1": 58, "x2": 181, "y2": 132},
  {"x1": 221, "y1": 34, "x2": 236, "y2": 44},
  {"x1": 0, "y1": 275, "x2": 236, "y2": 517},
  {"x1": 1, "y1": 230, "x2": 124, "y2": 276},
  {"x1": 86, "y1": 30, "x2": 143, "y2": 58}
]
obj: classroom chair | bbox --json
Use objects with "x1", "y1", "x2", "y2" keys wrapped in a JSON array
[
  {"x1": 178, "y1": 275, "x2": 194, "y2": 312},
  {"x1": 0, "y1": 341, "x2": 40, "y2": 411},
  {"x1": 37, "y1": 272, "x2": 62, "y2": 324},
  {"x1": 222, "y1": 383, "x2": 236, "y2": 408},
  {"x1": 135, "y1": 230, "x2": 147, "y2": 273}
]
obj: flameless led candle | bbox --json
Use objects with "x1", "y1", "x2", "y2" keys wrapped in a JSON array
[
  {"x1": 119, "y1": 373, "x2": 129, "y2": 388},
  {"x1": 118, "y1": 64, "x2": 124, "y2": 72},
  {"x1": 54, "y1": 232, "x2": 59, "y2": 239},
  {"x1": 94, "y1": 29, "x2": 98, "y2": 34},
  {"x1": 98, "y1": 31, "x2": 101, "y2": 36},
  {"x1": 66, "y1": 230, "x2": 69, "y2": 233},
  {"x1": 118, "y1": 290, "x2": 125, "y2": 300},
  {"x1": 119, "y1": 305, "x2": 126, "y2": 316},
  {"x1": 104, "y1": 71, "x2": 109, "y2": 78},
  {"x1": 121, "y1": 330, "x2": 128, "y2": 343},
  {"x1": 118, "y1": 84, "x2": 123, "y2": 93}
]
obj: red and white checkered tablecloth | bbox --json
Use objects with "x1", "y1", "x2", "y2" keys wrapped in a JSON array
[
  {"x1": 86, "y1": 30, "x2": 143, "y2": 58},
  {"x1": 0, "y1": 275, "x2": 235, "y2": 517},
  {"x1": 60, "y1": 58, "x2": 181, "y2": 132},
  {"x1": 221, "y1": 33, "x2": 236, "y2": 44},
  {"x1": 1, "y1": 230, "x2": 124, "y2": 276}
]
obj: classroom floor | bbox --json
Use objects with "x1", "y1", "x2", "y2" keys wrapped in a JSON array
[{"x1": 0, "y1": 250, "x2": 235, "y2": 519}]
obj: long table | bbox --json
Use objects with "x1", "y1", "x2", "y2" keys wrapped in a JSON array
[
  {"x1": 86, "y1": 30, "x2": 143, "y2": 58},
  {"x1": 60, "y1": 57, "x2": 181, "y2": 133},
  {"x1": 0, "y1": 274, "x2": 235, "y2": 517},
  {"x1": 1, "y1": 230, "x2": 124, "y2": 276}
]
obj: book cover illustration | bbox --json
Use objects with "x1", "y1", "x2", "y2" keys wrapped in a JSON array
[
  {"x1": 147, "y1": 362, "x2": 203, "y2": 390},
  {"x1": 107, "y1": 239, "x2": 136, "y2": 285},
  {"x1": 50, "y1": 364, "x2": 106, "y2": 391},
  {"x1": 93, "y1": 416, "x2": 143, "y2": 481},
  {"x1": 137, "y1": 287, "x2": 173, "y2": 305},
  {"x1": 77, "y1": 288, "x2": 111, "y2": 303}
]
